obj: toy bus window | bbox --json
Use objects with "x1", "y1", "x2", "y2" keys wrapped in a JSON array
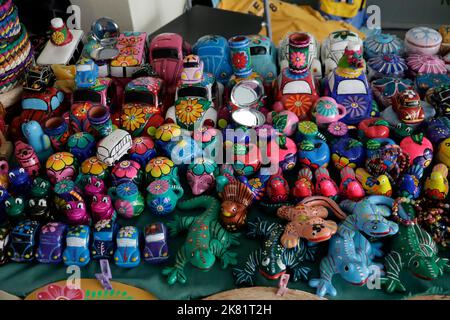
[
  {"x1": 250, "y1": 46, "x2": 267, "y2": 56},
  {"x1": 97, "y1": 146, "x2": 109, "y2": 158},
  {"x1": 282, "y1": 81, "x2": 312, "y2": 94},
  {"x1": 337, "y1": 80, "x2": 367, "y2": 95},
  {"x1": 152, "y1": 48, "x2": 179, "y2": 60}
]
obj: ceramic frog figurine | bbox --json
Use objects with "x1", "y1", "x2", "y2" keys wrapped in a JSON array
[{"x1": 30, "y1": 177, "x2": 51, "y2": 198}]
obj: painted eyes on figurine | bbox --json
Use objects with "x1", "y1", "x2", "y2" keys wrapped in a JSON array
[
  {"x1": 95, "y1": 181, "x2": 102, "y2": 188},
  {"x1": 40, "y1": 181, "x2": 47, "y2": 188},
  {"x1": 15, "y1": 198, "x2": 23, "y2": 205},
  {"x1": 344, "y1": 265, "x2": 350, "y2": 272},
  {"x1": 38, "y1": 199, "x2": 47, "y2": 207},
  {"x1": 29, "y1": 199, "x2": 35, "y2": 207},
  {"x1": 77, "y1": 202, "x2": 84, "y2": 209},
  {"x1": 93, "y1": 196, "x2": 98, "y2": 202},
  {"x1": 277, "y1": 258, "x2": 286, "y2": 270},
  {"x1": 413, "y1": 260, "x2": 420, "y2": 268},
  {"x1": 101, "y1": 196, "x2": 108, "y2": 203},
  {"x1": 262, "y1": 257, "x2": 270, "y2": 266},
  {"x1": 8, "y1": 172, "x2": 15, "y2": 179},
  {"x1": 19, "y1": 168, "x2": 25, "y2": 174},
  {"x1": 0, "y1": 190, "x2": 3, "y2": 197},
  {"x1": 66, "y1": 204, "x2": 72, "y2": 210},
  {"x1": 4, "y1": 200, "x2": 10, "y2": 208}
]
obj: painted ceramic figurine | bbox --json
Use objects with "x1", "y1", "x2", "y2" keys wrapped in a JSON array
[
  {"x1": 392, "y1": 89, "x2": 424, "y2": 125},
  {"x1": 28, "y1": 197, "x2": 53, "y2": 221},
  {"x1": 264, "y1": 169, "x2": 290, "y2": 205},
  {"x1": 129, "y1": 136, "x2": 156, "y2": 168},
  {"x1": 46, "y1": 152, "x2": 77, "y2": 184},
  {"x1": 92, "y1": 219, "x2": 118, "y2": 260},
  {"x1": 382, "y1": 199, "x2": 449, "y2": 293},
  {"x1": 331, "y1": 138, "x2": 365, "y2": 170},
  {"x1": 315, "y1": 167, "x2": 338, "y2": 199},
  {"x1": 90, "y1": 194, "x2": 116, "y2": 223},
  {"x1": 187, "y1": 157, "x2": 219, "y2": 196},
  {"x1": 114, "y1": 226, "x2": 140, "y2": 268},
  {"x1": 398, "y1": 165, "x2": 424, "y2": 199},
  {"x1": 8, "y1": 167, "x2": 32, "y2": 196},
  {"x1": 67, "y1": 132, "x2": 96, "y2": 163},
  {"x1": 146, "y1": 178, "x2": 184, "y2": 216},
  {"x1": 297, "y1": 139, "x2": 330, "y2": 169},
  {"x1": 143, "y1": 222, "x2": 169, "y2": 264},
  {"x1": 4, "y1": 196, "x2": 25, "y2": 221},
  {"x1": 291, "y1": 167, "x2": 314, "y2": 200},
  {"x1": 358, "y1": 118, "x2": 390, "y2": 140},
  {"x1": 400, "y1": 134, "x2": 433, "y2": 169},
  {"x1": 234, "y1": 218, "x2": 316, "y2": 285},
  {"x1": 111, "y1": 160, "x2": 143, "y2": 186},
  {"x1": 405, "y1": 26, "x2": 443, "y2": 55},
  {"x1": 21, "y1": 120, "x2": 53, "y2": 163},
  {"x1": 220, "y1": 180, "x2": 255, "y2": 232},
  {"x1": 14, "y1": 141, "x2": 41, "y2": 177},
  {"x1": 30, "y1": 177, "x2": 51, "y2": 198},
  {"x1": 424, "y1": 164, "x2": 449, "y2": 200},
  {"x1": 64, "y1": 200, "x2": 91, "y2": 226},
  {"x1": 36, "y1": 222, "x2": 67, "y2": 263},
  {"x1": 63, "y1": 225, "x2": 90, "y2": 267},
  {"x1": 163, "y1": 196, "x2": 239, "y2": 285},
  {"x1": 84, "y1": 176, "x2": 107, "y2": 198},
  {"x1": 356, "y1": 168, "x2": 392, "y2": 197},
  {"x1": 109, "y1": 182, "x2": 145, "y2": 219},
  {"x1": 277, "y1": 196, "x2": 346, "y2": 247},
  {"x1": 339, "y1": 167, "x2": 365, "y2": 201},
  {"x1": 311, "y1": 97, "x2": 346, "y2": 127},
  {"x1": 6, "y1": 220, "x2": 40, "y2": 262},
  {"x1": 437, "y1": 137, "x2": 450, "y2": 168}
]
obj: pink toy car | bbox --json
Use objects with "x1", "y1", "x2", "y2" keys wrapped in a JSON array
[
  {"x1": 180, "y1": 54, "x2": 204, "y2": 84},
  {"x1": 149, "y1": 33, "x2": 191, "y2": 91}
]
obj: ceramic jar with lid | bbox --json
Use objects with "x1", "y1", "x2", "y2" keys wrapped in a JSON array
[{"x1": 405, "y1": 26, "x2": 442, "y2": 55}]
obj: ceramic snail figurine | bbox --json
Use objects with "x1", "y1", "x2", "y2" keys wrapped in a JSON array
[
  {"x1": 14, "y1": 141, "x2": 41, "y2": 178},
  {"x1": 163, "y1": 196, "x2": 239, "y2": 285},
  {"x1": 187, "y1": 157, "x2": 219, "y2": 196},
  {"x1": 8, "y1": 168, "x2": 32, "y2": 196},
  {"x1": 234, "y1": 218, "x2": 316, "y2": 285},
  {"x1": 315, "y1": 167, "x2": 338, "y2": 199},
  {"x1": 382, "y1": 199, "x2": 450, "y2": 293},
  {"x1": 400, "y1": 134, "x2": 433, "y2": 169},
  {"x1": 277, "y1": 196, "x2": 347, "y2": 247},
  {"x1": 425, "y1": 164, "x2": 449, "y2": 200},
  {"x1": 220, "y1": 180, "x2": 255, "y2": 232},
  {"x1": 331, "y1": 138, "x2": 365, "y2": 170},
  {"x1": 339, "y1": 167, "x2": 365, "y2": 201},
  {"x1": 90, "y1": 194, "x2": 116, "y2": 222},
  {"x1": 291, "y1": 167, "x2": 314, "y2": 200},
  {"x1": 398, "y1": 165, "x2": 424, "y2": 199},
  {"x1": 21, "y1": 120, "x2": 53, "y2": 163},
  {"x1": 64, "y1": 200, "x2": 91, "y2": 225}
]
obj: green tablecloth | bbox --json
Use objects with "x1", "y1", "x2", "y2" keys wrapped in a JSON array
[{"x1": 0, "y1": 201, "x2": 449, "y2": 300}]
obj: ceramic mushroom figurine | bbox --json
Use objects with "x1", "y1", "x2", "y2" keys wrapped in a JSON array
[
  {"x1": 277, "y1": 196, "x2": 347, "y2": 248},
  {"x1": 220, "y1": 180, "x2": 255, "y2": 232}
]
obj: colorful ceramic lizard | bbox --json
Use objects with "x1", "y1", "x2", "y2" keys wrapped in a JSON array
[
  {"x1": 233, "y1": 218, "x2": 316, "y2": 285},
  {"x1": 382, "y1": 202, "x2": 450, "y2": 293},
  {"x1": 162, "y1": 196, "x2": 240, "y2": 285}
]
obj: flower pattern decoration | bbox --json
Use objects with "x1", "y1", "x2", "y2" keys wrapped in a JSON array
[
  {"x1": 341, "y1": 96, "x2": 368, "y2": 119},
  {"x1": 233, "y1": 162, "x2": 255, "y2": 176},
  {"x1": 111, "y1": 55, "x2": 139, "y2": 67},
  {"x1": 284, "y1": 94, "x2": 312, "y2": 117},
  {"x1": 406, "y1": 54, "x2": 447, "y2": 75},
  {"x1": 122, "y1": 106, "x2": 147, "y2": 132},
  {"x1": 232, "y1": 52, "x2": 248, "y2": 70},
  {"x1": 155, "y1": 123, "x2": 181, "y2": 142},
  {"x1": 190, "y1": 157, "x2": 218, "y2": 176},
  {"x1": 148, "y1": 179, "x2": 169, "y2": 195},
  {"x1": 175, "y1": 98, "x2": 208, "y2": 128},
  {"x1": 117, "y1": 182, "x2": 139, "y2": 197},
  {"x1": 68, "y1": 132, "x2": 96, "y2": 150},
  {"x1": 327, "y1": 121, "x2": 348, "y2": 137},
  {"x1": 42, "y1": 222, "x2": 60, "y2": 234},
  {"x1": 37, "y1": 284, "x2": 84, "y2": 300},
  {"x1": 112, "y1": 160, "x2": 142, "y2": 185},
  {"x1": 119, "y1": 226, "x2": 136, "y2": 238},
  {"x1": 51, "y1": 31, "x2": 66, "y2": 45},
  {"x1": 150, "y1": 197, "x2": 172, "y2": 215},
  {"x1": 116, "y1": 201, "x2": 134, "y2": 218},
  {"x1": 131, "y1": 137, "x2": 155, "y2": 155},
  {"x1": 95, "y1": 219, "x2": 111, "y2": 231},
  {"x1": 145, "y1": 157, "x2": 175, "y2": 180},
  {"x1": 81, "y1": 157, "x2": 108, "y2": 176},
  {"x1": 290, "y1": 51, "x2": 306, "y2": 69},
  {"x1": 331, "y1": 154, "x2": 353, "y2": 169},
  {"x1": 46, "y1": 152, "x2": 75, "y2": 172},
  {"x1": 413, "y1": 148, "x2": 433, "y2": 168}
]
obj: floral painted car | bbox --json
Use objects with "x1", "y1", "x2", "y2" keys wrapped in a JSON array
[
  {"x1": 114, "y1": 226, "x2": 140, "y2": 268},
  {"x1": 149, "y1": 33, "x2": 191, "y2": 90},
  {"x1": 321, "y1": 30, "x2": 364, "y2": 76},
  {"x1": 392, "y1": 89, "x2": 425, "y2": 124},
  {"x1": 6, "y1": 220, "x2": 40, "y2": 262},
  {"x1": 120, "y1": 77, "x2": 166, "y2": 137},
  {"x1": 193, "y1": 35, "x2": 233, "y2": 85},
  {"x1": 91, "y1": 219, "x2": 119, "y2": 260},
  {"x1": 143, "y1": 222, "x2": 169, "y2": 264},
  {"x1": 72, "y1": 77, "x2": 118, "y2": 111},
  {"x1": 62, "y1": 225, "x2": 91, "y2": 267},
  {"x1": 247, "y1": 35, "x2": 277, "y2": 84},
  {"x1": 75, "y1": 58, "x2": 99, "y2": 89},
  {"x1": 36, "y1": 222, "x2": 67, "y2": 264},
  {"x1": 180, "y1": 54, "x2": 204, "y2": 84}
]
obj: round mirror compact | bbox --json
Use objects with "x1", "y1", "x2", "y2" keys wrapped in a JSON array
[
  {"x1": 231, "y1": 108, "x2": 266, "y2": 128},
  {"x1": 91, "y1": 17, "x2": 120, "y2": 47},
  {"x1": 230, "y1": 79, "x2": 264, "y2": 108},
  {"x1": 90, "y1": 46, "x2": 120, "y2": 61}
]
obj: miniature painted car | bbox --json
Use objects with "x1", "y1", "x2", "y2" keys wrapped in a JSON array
[
  {"x1": 324, "y1": 68, "x2": 373, "y2": 125},
  {"x1": 247, "y1": 34, "x2": 278, "y2": 84},
  {"x1": 114, "y1": 226, "x2": 140, "y2": 268},
  {"x1": 149, "y1": 33, "x2": 191, "y2": 90},
  {"x1": 62, "y1": 225, "x2": 91, "y2": 267},
  {"x1": 392, "y1": 89, "x2": 425, "y2": 124},
  {"x1": 278, "y1": 32, "x2": 321, "y2": 80},
  {"x1": 97, "y1": 129, "x2": 132, "y2": 166},
  {"x1": 427, "y1": 85, "x2": 450, "y2": 118},
  {"x1": 6, "y1": 220, "x2": 40, "y2": 262},
  {"x1": 143, "y1": 222, "x2": 169, "y2": 264},
  {"x1": 180, "y1": 54, "x2": 204, "y2": 84},
  {"x1": 321, "y1": 30, "x2": 364, "y2": 76},
  {"x1": 193, "y1": 35, "x2": 233, "y2": 85},
  {"x1": 72, "y1": 77, "x2": 117, "y2": 110},
  {"x1": 91, "y1": 219, "x2": 119, "y2": 260},
  {"x1": 36, "y1": 222, "x2": 67, "y2": 263},
  {"x1": 120, "y1": 76, "x2": 166, "y2": 136},
  {"x1": 0, "y1": 227, "x2": 9, "y2": 265},
  {"x1": 75, "y1": 58, "x2": 99, "y2": 89},
  {"x1": 24, "y1": 65, "x2": 56, "y2": 92}
]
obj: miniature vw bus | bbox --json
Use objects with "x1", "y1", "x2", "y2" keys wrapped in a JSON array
[{"x1": 97, "y1": 129, "x2": 132, "y2": 166}]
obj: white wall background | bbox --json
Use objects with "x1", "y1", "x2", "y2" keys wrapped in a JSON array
[{"x1": 71, "y1": 0, "x2": 186, "y2": 33}]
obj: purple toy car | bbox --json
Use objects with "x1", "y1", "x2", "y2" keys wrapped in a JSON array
[
  {"x1": 143, "y1": 222, "x2": 169, "y2": 264},
  {"x1": 36, "y1": 222, "x2": 67, "y2": 263}
]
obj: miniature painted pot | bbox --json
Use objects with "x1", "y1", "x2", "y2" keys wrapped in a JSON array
[
  {"x1": 267, "y1": 110, "x2": 299, "y2": 137},
  {"x1": 67, "y1": 132, "x2": 96, "y2": 163},
  {"x1": 228, "y1": 35, "x2": 252, "y2": 78},
  {"x1": 46, "y1": 152, "x2": 77, "y2": 184},
  {"x1": 109, "y1": 182, "x2": 144, "y2": 218},
  {"x1": 145, "y1": 156, "x2": 179, "y2": 184},
  {"x1": 367, "y1": 54, "x2": 407, "y2": 80},
  {"x1": 288, "y1": 32, "x2": 310, "y2": 74},
  {"x1": 44, "y1": 117, "x2": 70, "y2": 151},
  {"x1": 146, "y1": 178, "x2": 184, "y2": 215},
  {"x1": 130, "y1": 136, "x2": 156, "y2": 168},
  {"x1": 312, "y1": 97, "x2": 346, "y2": 126},
  {"x1": 111, "y1": 160, "x2": 143, "y2": 186},
  {"x1": 405, "y1": 27, "x2": 442, "y2": 55},
  {"x1": 70, "y1": 102, "x2": 94, "y2": 133},
  {"x1": 331, "y1": 138, "x2": 366, "y2": 170},
  {"x1": 87, "y1": 105, "x2": 113, "y2": 138},
  {"x1": 326, "y1": 121, "x2": 349, "y2": 141},
  {"x1": 364, "y1": 33, "x2": 404, "y2": 59},
  {"x1": 263, "y1": 138, "x2": 297, "y2": 172}
]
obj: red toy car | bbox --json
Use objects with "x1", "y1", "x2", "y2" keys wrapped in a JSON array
[{"x1": 392, "y1": 89, "x2": 425, "y2": 124}]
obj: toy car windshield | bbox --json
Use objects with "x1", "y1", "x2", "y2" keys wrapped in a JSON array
[
  {"x1": 145, "y1": 232, "x2": 165, "y2": 242},
  {"x1": 337, "y1": 80, "x2": 367, "y2": 95},
  {"x1": 250, "y1": 46, "x2": 267, "y2": 55},
  {"x1": 283, "y1": 81, "x2": 312, "y2": 94},
  {"x1": 117, "y1": 238, "x2": 137, "y2": 247},
  {"x1": 67, "y1": 237, "x2": 87, "y2": 247},
  {"x1": 177, "y1": 87, "x2": 208, "y2": 99},
  {"x1": 405, "y1": 100, "x2": 420, "y2": 107},
  {"x1": 152, "y1": 48, "x2": 179, "y2": 60},
  {"x1": 184, "y1": 61, "x2": 199, "y2": 68},
  {"x1": 125, "y1": 91, "x2": 155, "y2": 105}
]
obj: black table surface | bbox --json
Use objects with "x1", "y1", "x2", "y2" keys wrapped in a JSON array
[{"x1": 149, "y1": 6, "x2": 264, "y2": 44}]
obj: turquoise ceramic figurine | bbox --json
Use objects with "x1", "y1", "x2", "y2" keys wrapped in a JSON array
[{"x1": 22, "y1": 120, "x2": 53, "y2": 163}]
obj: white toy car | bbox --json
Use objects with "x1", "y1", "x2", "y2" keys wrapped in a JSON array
[{"x1": 97, "y1": 129, "x2": 132, "y2": 166}]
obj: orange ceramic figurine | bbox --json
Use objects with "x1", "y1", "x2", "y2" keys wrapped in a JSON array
[
  {"x1": 220, "y1": 181, "x2": 255, "y2": 232},
  {"x1": 277, "y1": 196, "x2": 347, "y2": 248}
]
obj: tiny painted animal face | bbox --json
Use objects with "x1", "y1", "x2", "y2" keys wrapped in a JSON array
[
  {"x1": 65, "y1": 201, "x2": 87, "y2": 222},
  {"x1": 28, "y1": 198, "x2": 50, "y2": 220},
  {"x1": 0, "y1": 187, "x2": 9, "y2": 202},
  {"x1": 84, "y1": 176, "x2": 106, "y2": 196},
  {"x1": 187, "y1": 171, "x2": 214, "y2": 196},
  {"x1": 4, "y1": 197, "x2": 25, "y2": 218},
  {"x1": 91, "y1": 195, "x2": 113, "y2": 213},
  {"x1": 31, "y1": 178, "x2": 51, "y2": 198},
  {"x1": 220, "y1": 200, "x2": 248, "y2": 231},
  {"x1": 408, "y1": 256, "x2": 441, "y2": 280},
  {"x1": 337, "y1": 259, "x2": 370, "y2": 286},
  {"x1": 8, "y1": 168, "x2": 30, "y2": 187}
]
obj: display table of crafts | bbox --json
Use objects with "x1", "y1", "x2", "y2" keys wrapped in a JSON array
[{"x1": 0, "y1": 203, "x2": 449, "y2": 300}]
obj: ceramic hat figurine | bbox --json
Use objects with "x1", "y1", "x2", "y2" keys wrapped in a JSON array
[
  {"x1": 405, "y1": 26, "x2": 442, "y2": 55},
  {"x1": 364, "y1": 33, "x2": 404, "y2": 59},
  {"x1": 50, "y1": 18, "x2": 73, "y2": 46}
]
